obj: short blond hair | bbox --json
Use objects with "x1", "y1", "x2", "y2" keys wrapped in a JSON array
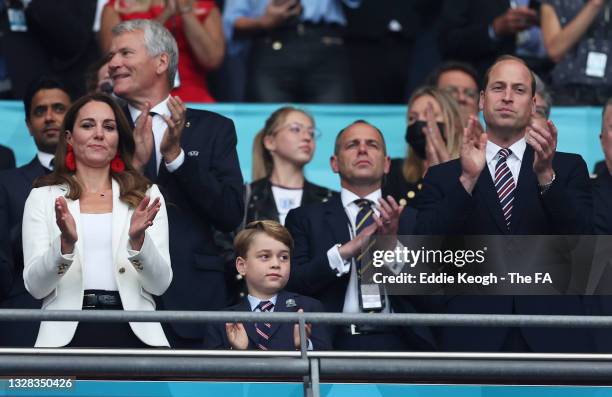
[{"x1": 234, "y1": 220, "x2": 294, "y2": 258}]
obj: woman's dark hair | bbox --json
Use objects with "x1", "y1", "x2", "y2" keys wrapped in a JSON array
[{"x1": 34, "y1": 92, "x2": 150, "y2": 208}]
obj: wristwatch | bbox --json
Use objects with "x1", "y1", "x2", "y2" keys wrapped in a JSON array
[{"x1": 538, "y1": 172, "x2": 556, "y2": 195}]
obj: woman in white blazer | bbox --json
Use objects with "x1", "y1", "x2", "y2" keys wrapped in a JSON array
[{"x1": 22, "y1": 92, "x2": 172, "y2": 348}]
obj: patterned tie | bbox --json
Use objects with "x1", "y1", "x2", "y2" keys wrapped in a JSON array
[
  {"x1": 354, "y1": 199, "x2": 375, "y2": 273},
  {"x1": 254, "y1": 300, "x2": 274, "y2": 350},
  {"x1": 495, "y1": 148, "x2": 515, "y2": 229}
]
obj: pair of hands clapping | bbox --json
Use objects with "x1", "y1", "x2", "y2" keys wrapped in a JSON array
[
  {"x1": 132, "y1": 96, "x2": 187, "y2": 173},
  {"x1": 225, "y1": 308, "x2": 311, "y2": 350},
  {"x1": 55, "y1": 195, "x2": 161, "y2": 254},
  {"x1": 459, "y1": 115, "x2": 558, "y2": 194}
]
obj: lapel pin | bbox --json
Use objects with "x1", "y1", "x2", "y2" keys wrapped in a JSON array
[
  {"x1": 285, "y1": 299, "x2": 296, "y2": 308},
  {"x1": 185, "y1": 121, "x2": 191, "y2": 128},
  {"x1": 187, "y1": 150, "x2": 199, "y2": 157}
]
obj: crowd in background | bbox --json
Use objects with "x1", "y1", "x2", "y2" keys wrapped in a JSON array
[
  {"x1": 0, "y1": 0, "x2": 611, "y2": 105},
  {"x1": 1, "y1": 0, "x2": 612, "y2": 354}
]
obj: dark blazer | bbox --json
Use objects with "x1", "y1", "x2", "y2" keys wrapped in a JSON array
[
  {"x1": 412, "y1": 147, "x2": 594, "y2": 352},
  {"x1": 0, "y1": 157, "x2": 47, "y2": 346},
  {"x1": 438, "y1": 0, "x2": 514, "y2": 78},
  {"x1": 285, "y1": 195, "x2": 435, "y2": 350},
  {"x1": 132, "y1": 108, "x2": 245, "y2": 342},
  {"x1": 246, "y1": 178, "x2": 337, "y2": 224},
  {"x1": 593, "y1": 171, "x2": 612, "y2": 234},
  {"x1": 204, "y1": 290, "x2": 332, "y2": 350},
  {"x1": 382, "y1": 158, "x2": 423, "y2": 205},
  {"x1": 0, "y1": 145, "x2": 15, "y2": 171}
]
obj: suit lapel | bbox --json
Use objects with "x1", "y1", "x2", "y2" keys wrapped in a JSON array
[
  {"x1": 20, "y1": 158, "x2": 47, "y2": 186},
  {"x1": 475, "y1": 169, "x2": 508, "y2": 233},
  {"x1": 324, "y1": 196, "x2": 351, "y2": 244},
  {"x1": 509, "y1": 146, "x2": 535, "y2": 233},
  {"x1": 110, "y1": 179, "x2": 129, "y2": 267},
  {"x1": 62, "y1": 186, "x2": 84, "y2": 266}
]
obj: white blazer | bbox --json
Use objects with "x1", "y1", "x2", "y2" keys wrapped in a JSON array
[{"x1": 22, "y1": 179, "x2": 172, "y2": 347}]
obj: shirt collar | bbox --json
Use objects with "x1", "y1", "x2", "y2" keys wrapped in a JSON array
[
  {"x1": 340, "y1": 188, "x2": 381, "y2": 210},
  {"x1": 127, "y1": 95, "x2": 171, "y2": 122},
  {"x1": 486, "y1": 137, "x2": 526, "y2": 165},
  {"x1": 247, "y1": 294, "x2": 278, "y2": 311},
  {"x1": 37, "y1": 151, "x2": 54, "y2": 171}
]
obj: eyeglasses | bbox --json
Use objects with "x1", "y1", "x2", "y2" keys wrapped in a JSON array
[
  {"x1": 441, "y1": 85, "x2": 479, "y2": 101},
  {"x1": 278, "y1": 122, "x2": 321, "y2": 139}
]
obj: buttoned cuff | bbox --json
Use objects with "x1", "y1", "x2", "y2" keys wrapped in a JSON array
[
  {"x1": 327, "y1": 244, "x2": 351, "y2": 276},
  {"x1": 164, "y1": 148, "x2": 185, "y2": 173}
]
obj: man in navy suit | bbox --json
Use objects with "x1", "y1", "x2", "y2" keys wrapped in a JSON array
[
  {"x1": 412, "y1": 55, "x2": 593, "y2": 352},
  {"x1": 107, "y1": 19, "x2": 244, "y2": 348},
  {"x1": 0, "y1": 76, "x2": 71, "y2": 346},
  {"x1": 205, "y1": 220, "x2": 331, "y2": 350},
  {"x1": 285, "y1": 120, "x2": 435, "y2": 351}
]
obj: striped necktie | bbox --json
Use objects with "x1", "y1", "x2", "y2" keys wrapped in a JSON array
[
  {"x1": 495, "y1": 148, "x2": 515, "y2": 229},
  {"x1": 254, "y1": 300, "x2": 274, "y2": 350},
  {"x1": 354, "y1": 199, "x2": 374, "y2": 235}
]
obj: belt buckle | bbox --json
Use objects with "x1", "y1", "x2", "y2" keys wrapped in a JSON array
[
  {"x1": 350, "y1": 324, "x2": 361, "y2": 335},
  {"x1": 83, "y1": 293, "x2": 97, "y2": 309}
]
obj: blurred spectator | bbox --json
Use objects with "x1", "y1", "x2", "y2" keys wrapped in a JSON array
[
  {"x1": 1, "y1": 0, "x2": 100, "y2": 99},
  {"x1": 438, "y1": 0, "x2": 542, "y2": 79},
  {"x1": 0, "y1": 145, "x2": 15, "y2": 170},
  {"x1": 342, "y1": 0, "x2": 436, "y2": 104},
  {"x1": 223, "y1": 0, "x2": 360, "y2": 103},
  {"x1": 0, "y1": 76, "x2": 71, "y2": 347},
  {"x1": 100, "y1": 0, "x2": 225, "y2": 103},
  {"x1": 541, "y1": 0, "x2": 612, "y2": 105},
  {"x1": 593, "y1": 98, "x2": 612, "y2": 232},
  {"x1": 426, "y1": 61, "x2": 480, "y2": 125},
  {"x1": 593, "y1": 98, "x2": 612, "y2": 178},
  {"x1": 383, "y1": 86, "x2": 463, "y2": 205},
  {"x1": 533, "y1": 72, "x2": 552, "y2": 120},
  {"x1": 85, "y1": 57, "x2": 114, "y2": 94}
]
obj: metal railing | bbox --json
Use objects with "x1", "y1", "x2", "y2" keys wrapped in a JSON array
[{"x1": 2, "y1": 309, "x2": 612, "y2": 396}]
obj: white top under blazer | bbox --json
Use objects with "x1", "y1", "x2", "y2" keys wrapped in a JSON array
[{"x1": 22, "y1": 179, "x2": 172, "y2": 347}]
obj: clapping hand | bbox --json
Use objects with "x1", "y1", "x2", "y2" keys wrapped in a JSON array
[
  {"x1": 424, "y1": 102, "x2": 450, "y2": 167},
  {"x1": 55, "y1": 196, "x2": 77, "y2": 254},
  {"x1": 129, "y1": 196, "x2": 161, "y2": 250},
  {"x1": 160, "y1": 96, "x2": 187, "y2": 163},
  {"x1": 459, "y1": 115, "x2": 488, "y2": 194},
  {"x1": 527, "y1": 118, "x2": 557, "y2": 185},
  {"x1": 293, "y1": 309, "x2": 312, "y2": 349},
  {"x1": 226, "y1": 322, "x2": 249, "y2": 350},
  {"x1": 132, "y1": 102, "x2": 154, "y2": 173}
]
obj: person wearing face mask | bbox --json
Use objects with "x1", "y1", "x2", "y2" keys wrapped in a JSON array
[{"x1": 383, "y1": 86, "x2": 464, "y2": 206}]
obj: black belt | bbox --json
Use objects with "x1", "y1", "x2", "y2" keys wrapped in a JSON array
[
  {"x1": 82, "y1": 290, "x2": 122, "y2": 309},
  {"x1": 341, "y1": 324, "x2": 394, "y2": 336}
]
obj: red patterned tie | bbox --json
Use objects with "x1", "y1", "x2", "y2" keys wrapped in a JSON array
[
  {"x1": 254, "y1": 300, "x2": 274, "y2": 350},
  {"x1": 495, "y1": 148, "x2": 515, "y2": 229}
]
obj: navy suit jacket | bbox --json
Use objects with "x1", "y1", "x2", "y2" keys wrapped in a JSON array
[
  {"x1": 134, "y1": 108, "x2": 245, "y2": 340},
  {"x1": 0, "y1": 145, "x2": 15, "y2": 171},
  {"x1": 203, "y1": 290, "x2": 332, "y2": 350},
  {"x1": 0, "y1": 157, "x2": 46, "y2": 346},
  {"x1": 284, "y1": 195, "x2": 435, "y2": 350},
  {"x1": 412, "y1": 147, "x2": 594, "y2": 352}
]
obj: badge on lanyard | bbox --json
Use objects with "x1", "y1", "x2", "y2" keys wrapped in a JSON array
[
  {"x1": 586, "y1": 51, "x2": 607, "y2": 78},
  {"x1": 7, "y1": 0, "x2": 29, "y2": 32},
  {"x1": 359, "y1": 283, "x2": 385, "y2": 311}
]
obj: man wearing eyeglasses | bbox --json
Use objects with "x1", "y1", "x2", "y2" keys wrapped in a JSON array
[{"x1": 427, "y1": 61, "x2": 481, "y2": 125}]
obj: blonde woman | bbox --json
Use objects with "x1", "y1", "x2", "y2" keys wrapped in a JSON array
[{"x1": 383, "y1": 86, "x2": 464, "y2": 205}]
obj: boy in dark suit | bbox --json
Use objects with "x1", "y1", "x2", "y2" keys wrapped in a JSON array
[{"x1": 204, "y1": 220, "x2": 331, "y2": 350}]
